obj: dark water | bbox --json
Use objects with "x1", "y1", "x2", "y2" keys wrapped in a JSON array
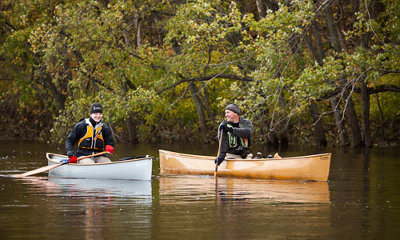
[{"x1": 0, "y1": 140, "x2": 399, "y2": 239}]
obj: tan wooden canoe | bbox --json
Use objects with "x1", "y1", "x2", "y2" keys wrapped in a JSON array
[{"x1": 159, "y1": 149, "x2": 331, "y2": 181}]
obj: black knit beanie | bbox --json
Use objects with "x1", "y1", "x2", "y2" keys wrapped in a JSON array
[
  {"x1": 90, "y1": 103, "x2": 103, "y2": 114},
  {"x1": 225, "y1": 104, "x2": 240, "y2": 115}
]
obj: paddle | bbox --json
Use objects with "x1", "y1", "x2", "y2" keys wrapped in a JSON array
[
  {"x1": 214, "y1": 129, "x2": 223, "y2": 178},
  {"x1": 13, "y1": 151, "x2": 108, "y2": 178}
]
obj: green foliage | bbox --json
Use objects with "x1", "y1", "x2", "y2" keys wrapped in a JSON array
[{"x1": 1, "y1": 0, "x2": 399, "y2": 145}]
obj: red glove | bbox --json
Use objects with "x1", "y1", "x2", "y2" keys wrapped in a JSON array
[
  {"x1": 105, "y1": 145, "x2": 114, "y2": 154},
  {"x1": 69, "y1": 156, "x2": 77, "y2": 163}
]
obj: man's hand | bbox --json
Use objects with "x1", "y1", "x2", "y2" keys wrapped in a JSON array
[
  {"x1": 60, "y1": 159, "x2": 69, "y2": 164},
  {"x1": 214, "y1": 155, "x2": 225, "y2": 166},
  {"x1": 221, "y1": 123, "x2": 233, "y2": 133},
  {"x1": 68, "y1": 156, "x2": 77, "y2": 163},
  {"x1": 105, "y1": 145, "x2": 114, "y2": 154}
]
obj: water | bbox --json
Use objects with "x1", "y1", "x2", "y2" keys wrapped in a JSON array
[{"x1": 0, "y1": 140, "x2": 399, "y2": 239}]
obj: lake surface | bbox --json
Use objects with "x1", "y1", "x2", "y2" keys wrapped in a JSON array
[{"x1": 0, "y1": 140, "x2": 399, "y2": 239}]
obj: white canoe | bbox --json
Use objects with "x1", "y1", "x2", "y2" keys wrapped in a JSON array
[{"x1": 47, "y1": 153, "x2": 152, "y2": 180}]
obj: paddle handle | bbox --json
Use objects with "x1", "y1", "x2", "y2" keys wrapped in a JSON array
[{"x1": 77, "y1": 151, "x2": 108, "y2": 161}]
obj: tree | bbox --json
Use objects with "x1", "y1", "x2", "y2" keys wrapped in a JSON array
[{"x1": 1, "y1": 0, "x2": 399, "y2": 147}]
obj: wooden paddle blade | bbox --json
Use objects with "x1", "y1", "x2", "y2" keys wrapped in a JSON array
[
  {"x1": 13, "y1": 151, "x2": 108, "y2": 178},
  {"x1": 13, "y1": 163, "x2": 63, "y2": 178}
]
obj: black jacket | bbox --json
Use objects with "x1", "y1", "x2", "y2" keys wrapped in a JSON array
[
  {"x1": 218, "y1": 117, "x2": 253, "y2": 157},
  {"x1": 66, "y1": 118, "x2": 114, "y2": 158}
]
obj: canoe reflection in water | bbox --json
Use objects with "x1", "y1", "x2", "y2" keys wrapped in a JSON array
[
  {"x1": 159, "y1": 176, "x2": 330, "y2": 204},
  {"x1": 17, "y1": 176, "x2": 152, "y2": 200},
  {"x1": 48, "y1": 177, "x2": 152, "y2": 201},
  {"x1": 16, "y1": 177, "x2": 153, "y2": 240},
  {"x1": 49, "y1": 178, "x2": 152, "y2": 240}
]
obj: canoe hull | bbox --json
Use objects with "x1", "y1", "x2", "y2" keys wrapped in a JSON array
[
  {"x1": 159, "y1": 150, "x2": 331, "y2": 181},
  {"x1": 47, "y1": 153, "x2": 152, "y2": 181}
]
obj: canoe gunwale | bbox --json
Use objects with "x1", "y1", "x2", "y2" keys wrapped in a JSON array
[
  {"x1": 47, "y1": 153, "x2": 152, "y2": 166},
  {"x1": 158, "y1": 149, "x2": 331, "y2": 162},
  {"x1": 46, "y1": 152, "x2": 153, "y2": 180}
]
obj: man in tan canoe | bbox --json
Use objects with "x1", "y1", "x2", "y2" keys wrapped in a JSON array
[{"x1": 215, "y1": 104, "x2": 254, "y2": 166}]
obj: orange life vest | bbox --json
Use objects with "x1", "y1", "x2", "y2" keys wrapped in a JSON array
[{"x1": 77, "y1": 119, "x2": 104, "y2": 150}]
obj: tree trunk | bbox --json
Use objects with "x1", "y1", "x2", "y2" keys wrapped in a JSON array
[
  {"x1": 255, "y1": 0, "x2": 266, "y2": 19},
  {"x1": 256, "y1": 106, "x2": 275, "y2": 146},
  {"x1": 38, "y1": 68, "x2": 66, "y2": 111},
  {"x1": 255, "y1": 104, "x2": 279, "y2": 147},
  {"x1": 309, "y1": 101, "x2": 328, "y2": 146},
  {"x1": 330, "y1": 97, "x2": 350, "y2": 146},
  {"x1": 265, "y1": 131, "x2": 279, "y2": 147},
  {"x1": 189, "y1": 82, "x2": 208, "y2": 143},
  {"x1": 325, "y1": 2, "x2": 362, "y2": 147},
  {"x1": 126, "y1": 113, "x2": 138, "y2": 143},
  {"x1": 266, "y1": 0, "x2": 279, "y2": 11},
  {"x1": 361, "y1": 80, "x2": 372, "y2": 147},
  {"x1": 374, "y1": 93, "x2": 385, "y2": 140},
  {"x1": 357, "y1": 0, "x2": 384, "y2": 148},
  {"x1": 351, "y1": 0, "x2": 360, "y2": 23},
  {"x1": 304, "y1": 29, "x2": 323, "y2": 66},
  {"x1": 344, "y1": 92, "x2": 364, "y2": 147},
  {"x1": 135, "y1": 17, "x2": 142, "y2": 48},
  {"x1": 325, "y1": 4, "x2": 342, "y2": 52},
  {"x1": 311, "y1": 20, "x2": 326, "y2": 64},
  {"x1": 279, "y1": 132, "x2": 288, "y2": 148},
  {"x1": 200, "y1": 82, "x2": 214, "y2": 122},
  {"x1": 303, "y1": 22, "x2": 329, "y2": 146}
]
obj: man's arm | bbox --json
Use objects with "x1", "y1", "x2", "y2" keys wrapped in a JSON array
[
  {"x1": 66, "y1": 122, "x2": 81, "y2": 157},
  {"x1": 102, "y1": 124, "x2": 114, "y2": 146},
  {"x1": 232, "y1": 119, "x2": 253, "y2": 138}
]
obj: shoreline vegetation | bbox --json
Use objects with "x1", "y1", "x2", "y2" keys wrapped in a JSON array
[{"x1": 1, "y1": 0, "x2": 399, "y2": 148}]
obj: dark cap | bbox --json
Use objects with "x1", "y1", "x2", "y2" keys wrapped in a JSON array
[
  {"x1": 90, "y1": 103, "x2": 103, "y2": 114},
  {"x1": 225, "y1": 104, "x2": 240, "y2": 115}
]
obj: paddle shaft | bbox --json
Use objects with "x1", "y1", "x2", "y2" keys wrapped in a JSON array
[
  {"x1": 14, "y1": 151, "x2": 108, "y2": 177},
  {"x1": 76, "y1": 151, "x2": 109, "y2": 161},
  {"x1": 214, "y1": 129, "x2": 223, "y2": 178}
]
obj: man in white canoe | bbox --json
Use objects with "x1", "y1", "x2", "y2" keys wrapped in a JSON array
[{"x1": 65, "y1": 103, "x2": 114, "y2": 164}]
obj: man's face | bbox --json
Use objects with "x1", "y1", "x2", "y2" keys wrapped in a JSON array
[
  {"x1": 90, "y1": 112, "x2": 103, "y2": 123},
  {"x1": 225, "y1": 109, "x2": 238, "y2": 122}
]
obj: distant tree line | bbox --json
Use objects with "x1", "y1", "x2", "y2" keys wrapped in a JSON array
[{"x1": 1, "y1": 0, "x2": 399, "y2": 147}]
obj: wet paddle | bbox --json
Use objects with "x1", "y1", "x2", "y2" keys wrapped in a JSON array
[
  {"x1": 214, "y1": 129, "x2": 223, "y2": 178},
  {"x1": 13, "y1": 151, "x2": 108, "y2": 178}
]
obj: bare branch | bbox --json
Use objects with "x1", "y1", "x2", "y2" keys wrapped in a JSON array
[{"x1": 156, "y1": 73, "x2": 254, "y2": 95}]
